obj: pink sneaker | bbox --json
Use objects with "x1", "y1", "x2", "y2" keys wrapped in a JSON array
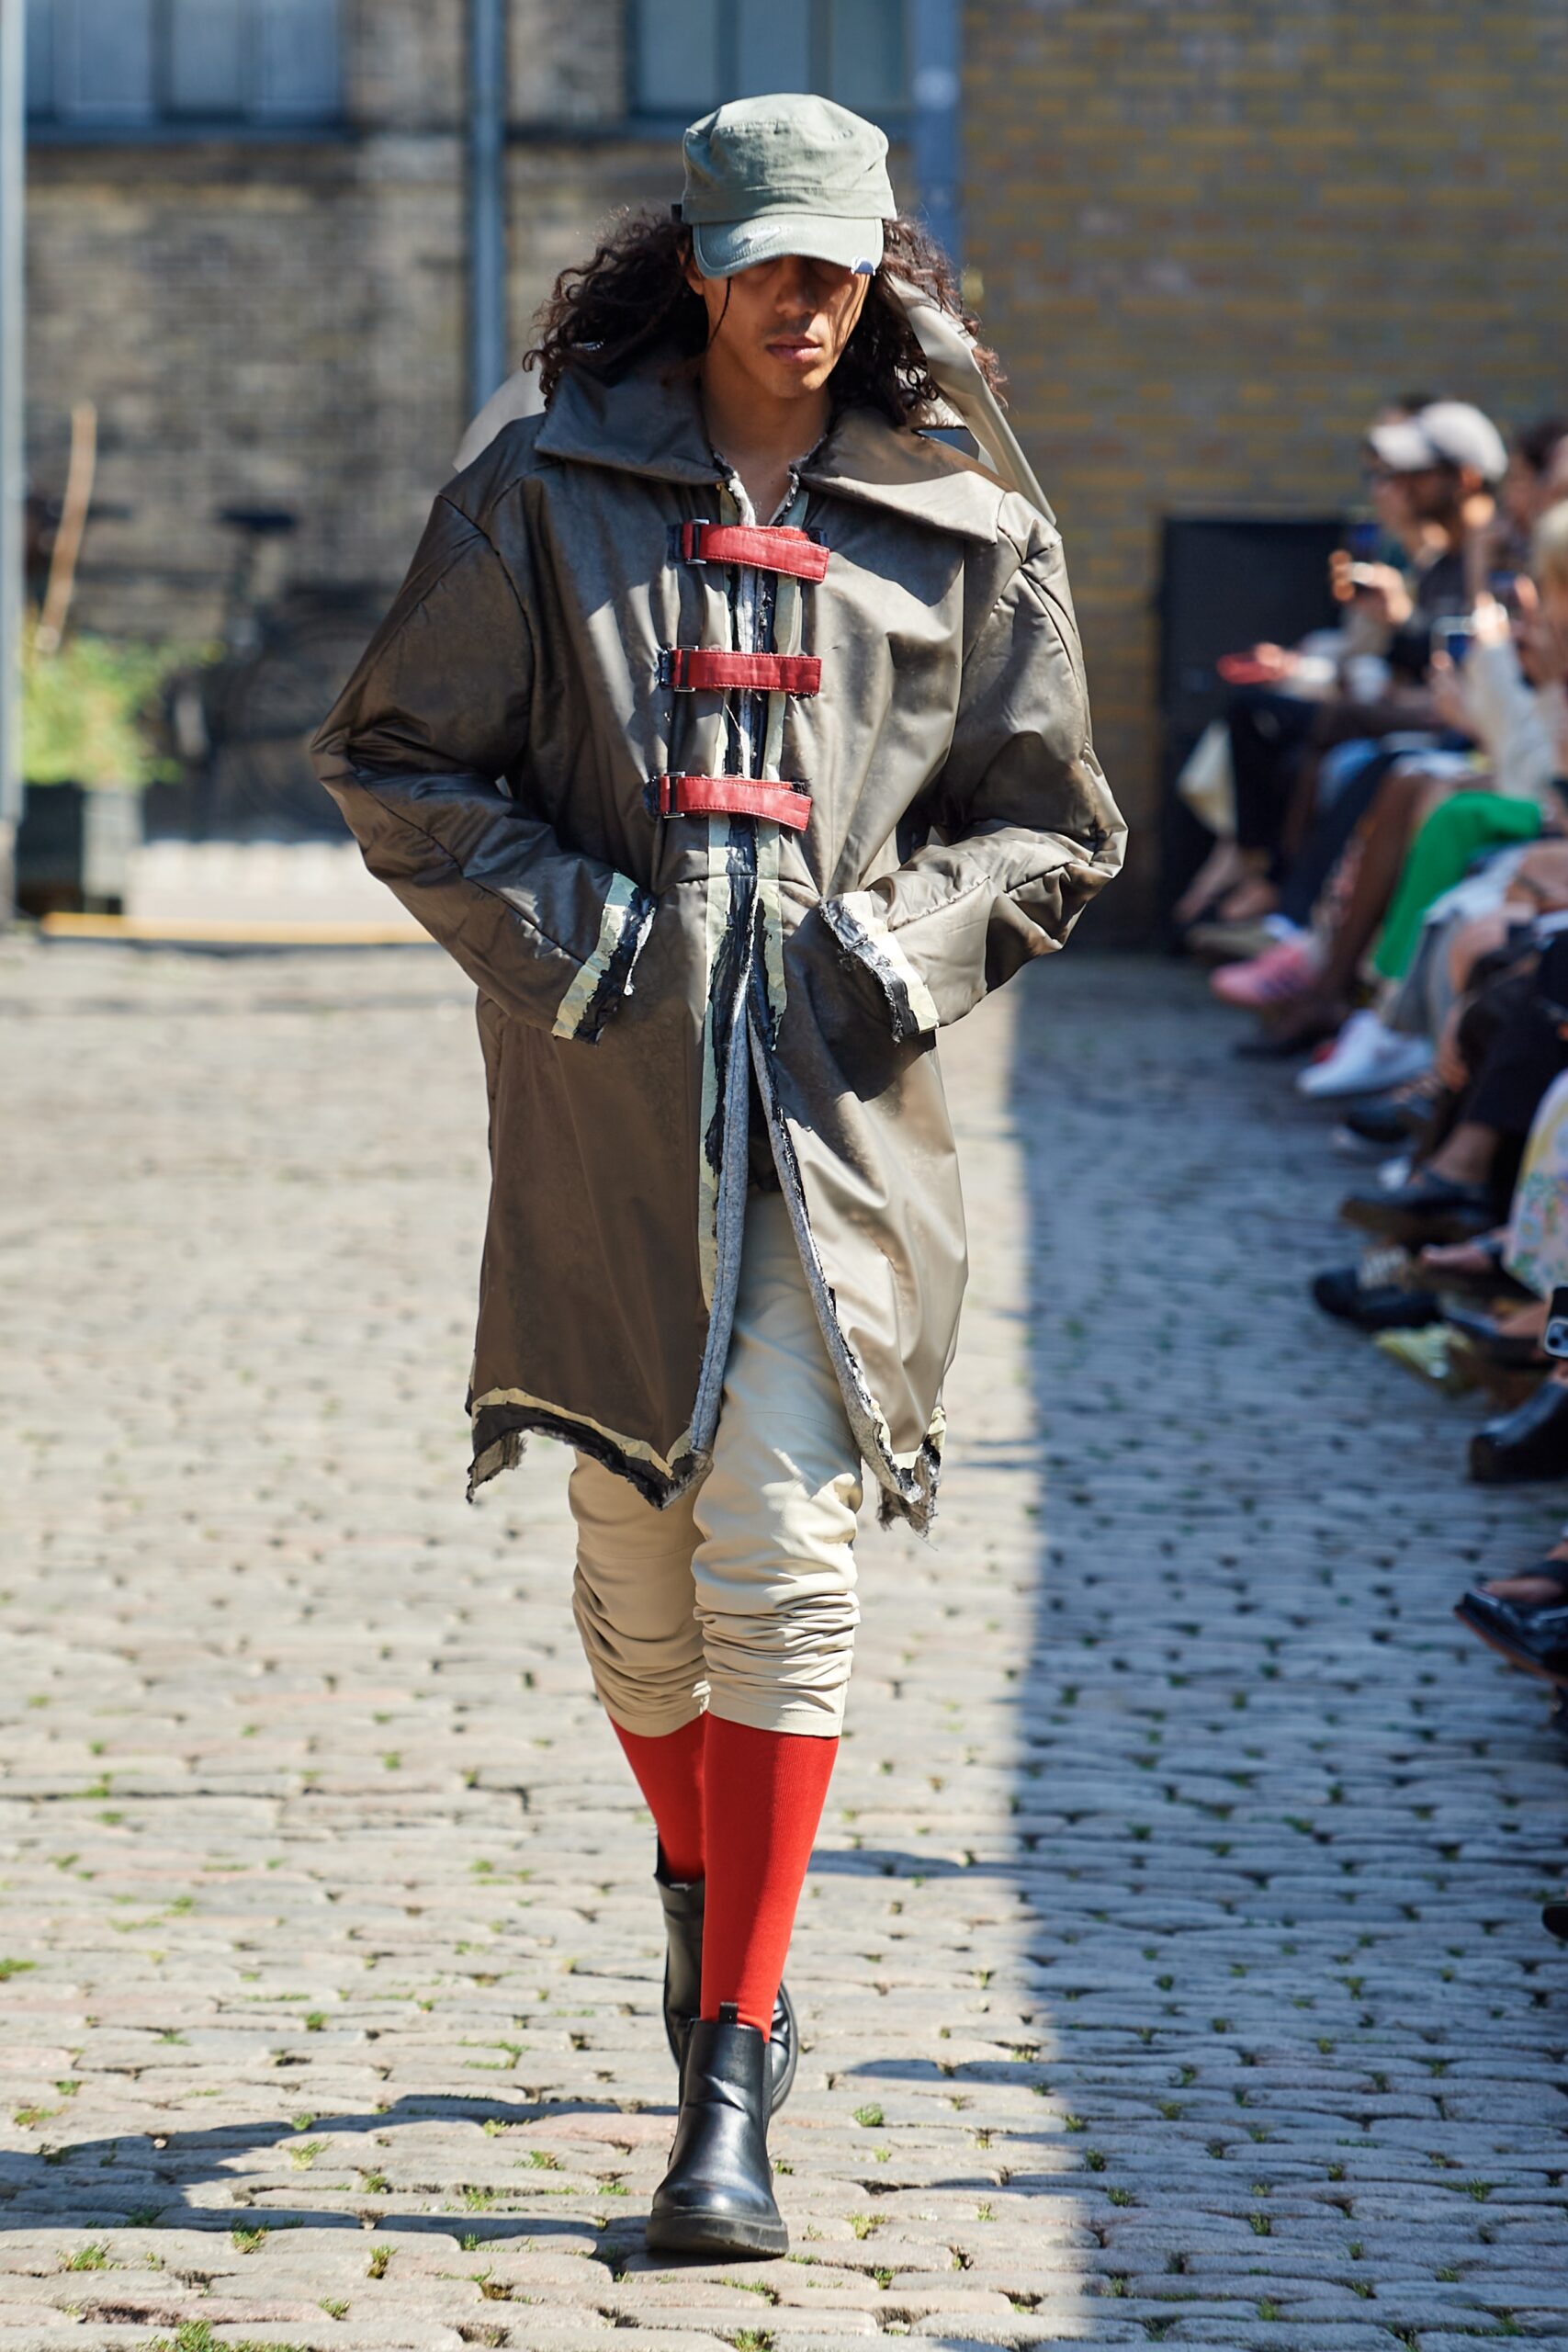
[{"x1": 1211, "y1": 935, "x2": 1321, "y2": 1009}]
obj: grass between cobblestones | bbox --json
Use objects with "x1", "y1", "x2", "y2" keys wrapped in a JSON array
[{"x1": 0, "y1": 942, "x2": 1563, "y2": 2347}]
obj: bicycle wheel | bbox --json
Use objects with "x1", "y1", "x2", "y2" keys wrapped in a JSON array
[{"x1": 209, "y1": 605, "x2": 379, "y2": 836}]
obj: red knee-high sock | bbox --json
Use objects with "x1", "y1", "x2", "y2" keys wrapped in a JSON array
[
  {"x1": 701, "y1": 1716, "x2": 839, "y2": 2036},
  {"x1": 612, "y1": 1715, "x2": 706, "y2": 1884}
]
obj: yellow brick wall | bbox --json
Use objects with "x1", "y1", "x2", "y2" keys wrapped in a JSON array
[{"x1": 964, "y1": 0, "x2": 1568, "y2": 929}]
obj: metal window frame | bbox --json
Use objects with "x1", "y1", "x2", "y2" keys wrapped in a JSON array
[
  {"x1": 626, "y1": 0, "x2": 908, "y2": 127},
  {"x1": 24, "y1": 0, "x2": 345, "y2": 133}
]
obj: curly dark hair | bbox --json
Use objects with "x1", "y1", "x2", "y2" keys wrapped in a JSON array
[{"x1": 523, "y1": 209, "x2": 1004, "y2": 425}]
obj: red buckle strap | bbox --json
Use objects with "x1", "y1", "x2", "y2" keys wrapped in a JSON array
[
  {"x1": 680, "y1": 521, "x2": 830, "y2": 582},
  {"x1": 660, "y1": 646, "x2": 821, "y2": 695},
  {"x1": 654, "y1": 775, "x2": 813, "y2": 831}
]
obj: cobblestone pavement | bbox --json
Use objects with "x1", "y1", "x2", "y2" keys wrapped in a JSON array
[{"x1": 2, "y1": 937, "x2": 1565, "y2": 2351}]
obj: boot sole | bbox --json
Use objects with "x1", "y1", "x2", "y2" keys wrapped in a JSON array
[
  {"x1": 645, "y1": 2209, "x2": 789, "y2": 2259},
  {"x1": 1339, "y1": 1199, "x2": 1492, "y2": 1248}
]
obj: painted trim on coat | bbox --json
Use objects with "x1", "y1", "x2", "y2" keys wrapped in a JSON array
[
  {"x1": 550, "y1": 874, "x2": 657, "y2": 1042},
  {"x1": 820, "y1": 889, "x2": 942, "y2": 1045},
  {"x1": 469, "y1": 1383, "x2": 692, "y2": 1480}
]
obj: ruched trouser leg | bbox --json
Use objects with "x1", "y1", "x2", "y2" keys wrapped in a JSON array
[{"x1": 569, "y1": 1190, "x2": 863, "y2": 1739}]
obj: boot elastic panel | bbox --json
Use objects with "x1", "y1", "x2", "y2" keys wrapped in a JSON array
[
  {"x1": 655, "y1": 1852, "x2": 796, "y2": 2115},
  {"x1": 655, "y1": 1849, "x2": 705, "y2": 2074}
]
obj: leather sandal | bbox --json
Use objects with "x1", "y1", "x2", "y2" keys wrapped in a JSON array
[
  {"x1": 1442, "y1": 1306, "x2": 1548, "y2": 1372},
  {"x1": 656, "y1": 1852, "x2": 797, "y2": 2114},
  {"x1": 646, "y1": 2004, "x2": 788, "y2": 2259}
]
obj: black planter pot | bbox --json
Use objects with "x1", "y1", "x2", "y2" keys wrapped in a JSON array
[{"x1": 16, "y1": 783, "x2": 142, "y2": 917}]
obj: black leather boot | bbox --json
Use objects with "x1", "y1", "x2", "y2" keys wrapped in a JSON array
[
  {"x1": 646, "y1": 2004, "x2": 787, "y2": 2258},
  {"x1": 656, "y1": 1852, "x2": 798, "y2": 2114},
  {"x1": 1469, "y1": 1378, "x2": 1568, "y2": 1484}
]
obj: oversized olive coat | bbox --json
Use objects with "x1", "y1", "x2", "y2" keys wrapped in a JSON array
[{"x1": 312, "y1": 352, "x2": 1125, "y2": 1531}]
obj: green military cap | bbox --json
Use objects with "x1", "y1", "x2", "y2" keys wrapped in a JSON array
[{"x1": 678, "y1": 93, "x2": 895, "y2": 279}]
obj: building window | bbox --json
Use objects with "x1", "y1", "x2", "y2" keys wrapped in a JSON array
[
  {"x1": 25, "y1": 0, "x2": 342, "y2": 129},
  {"x1": 634, "y1": 0, "x2": 905, "y2": 122}
]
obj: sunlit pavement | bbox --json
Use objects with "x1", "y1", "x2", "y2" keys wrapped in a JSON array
[{"x1": 2, "y1": 936, "x2": 1564, "y2": 2348}]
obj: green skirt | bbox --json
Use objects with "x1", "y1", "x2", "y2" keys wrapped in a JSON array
[{"x1": 1372, "y1": 789, "x2": 1542, "y2": 982}]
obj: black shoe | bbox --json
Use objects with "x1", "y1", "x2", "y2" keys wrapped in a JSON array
[
  {"x1": 1343, "y1": 1093, "x2": 1427, "y2": 1147},
  {"x1": 1453, "y1": 1589, "x2": 1568, "y2": 1686},
  {"x1": 1234, "y1": 1017, "x2": 1340, "y2": 1060},
  {"x1": 646, "y1": 2005, "x2": 788, "y2": 2259},
  {"x1": 656, "y1": 1853, "x2": 797, "y2": 2115},
  {"x1": 1469, "y1": 1380, "x2": 1568, "y2": 1485},
  {"x1": 1339, "y1": 1173, "x2": 1495, "y2": 1247},
  {"x1": 1311, "y1": 1265, "x2": 1440, "y2": 1330}
]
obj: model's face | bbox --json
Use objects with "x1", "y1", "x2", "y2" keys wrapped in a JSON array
[{"x1": 684, "y1": 249, "x2": 871, "y2": 406}]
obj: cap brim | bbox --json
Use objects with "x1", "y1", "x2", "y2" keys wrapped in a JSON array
[
  {"x1": 1367, "y1": 420, "x2": 1441, "y2": 473},
  {"x1": 690, "y1": 214, "x2": 884, "y2": 279}
]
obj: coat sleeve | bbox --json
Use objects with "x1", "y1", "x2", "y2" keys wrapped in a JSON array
[
  {"x1": 311, "y1": 491, "x2": 655, "y2": 1043},
  {"x1": 818, "y1": 532, "x2": 1125, "y2": 1041}
]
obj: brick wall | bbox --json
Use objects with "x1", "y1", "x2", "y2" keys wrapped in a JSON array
[
  {"x1": 26, "y1": 1, "x2": 1568, "y2": 913},
  {"x1": 964, "y1": 0, "x2": 1568, "y2": 927},
  {"x1": 26, "y1": 7, "x2": 471, "y2": 637}
]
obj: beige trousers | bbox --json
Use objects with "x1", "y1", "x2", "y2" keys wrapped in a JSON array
[{"x1": 570, "y1": 1190, "x2": 863, "y2": 1738}]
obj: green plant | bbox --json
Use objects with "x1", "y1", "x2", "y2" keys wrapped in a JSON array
[
  {"x1": 21, "y1": 623, "x2": 201, "y2": 790},
  {"x1": 62, "y1": 2243, "x2": 110, "y2": 2270},
  {"x1": 366, "y1": 2245, "x2": 391, "y2": 2278}
]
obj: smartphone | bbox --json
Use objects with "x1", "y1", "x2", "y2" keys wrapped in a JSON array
[
  {"x1": 1489, "y1": 571, "x2": 1521, "y2": 614},
  {"x1": 1433, "y1": 616, "x2": 1474, "y2": 667},
  {"x1": 1347, "y1": 520, "x2": 1382, "y2": 561},
  {"x1": 1546, "y1": 1285, "x2": 1568, "y2": 1360}
]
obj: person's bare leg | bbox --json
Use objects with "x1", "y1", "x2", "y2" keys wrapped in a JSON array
[
  {"x1": 1280, "y1": 745, "x2": 1325, "y2": 873},
  {"x1": 1418, "y1": 1230, "x2": 1508, "y2": 1281},
  {"x1": 1422, "y1": 1119, "x2": 1496, "y2": 1187},
  {"x1": 1172, "y1": 836, "x2": 1246, "y2": 928},
  {"x1": 1447, "y1": 908, "x2": 1514, "y2": 997},
  {"x1": 1317, "y1": 770, "x2": 1451, "y2": 1001},
  {"x1": 1215, "y1": 852, "x2": 1279, "y2": 923},
  {"x1": 1264, "y1": 770, "x2": 1450, "y2": 1041}
]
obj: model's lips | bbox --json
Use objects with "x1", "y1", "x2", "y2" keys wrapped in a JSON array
[{"x1": 766, "y1": 338, "x2": 823, "y2": 363}]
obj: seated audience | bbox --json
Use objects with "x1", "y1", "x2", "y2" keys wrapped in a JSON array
[{"x1": 1193, "y1": 450, "x2": 1568, "y2": 1950}]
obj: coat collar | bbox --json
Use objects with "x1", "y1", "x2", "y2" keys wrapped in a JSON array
[{"x1": 535, "y1": 354, "x2": 1005, "y2": 545}]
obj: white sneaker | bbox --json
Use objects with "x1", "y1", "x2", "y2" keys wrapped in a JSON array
[{"x1": 1296, "y1": 1011, "x2": 1432, "y2": 1101}]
